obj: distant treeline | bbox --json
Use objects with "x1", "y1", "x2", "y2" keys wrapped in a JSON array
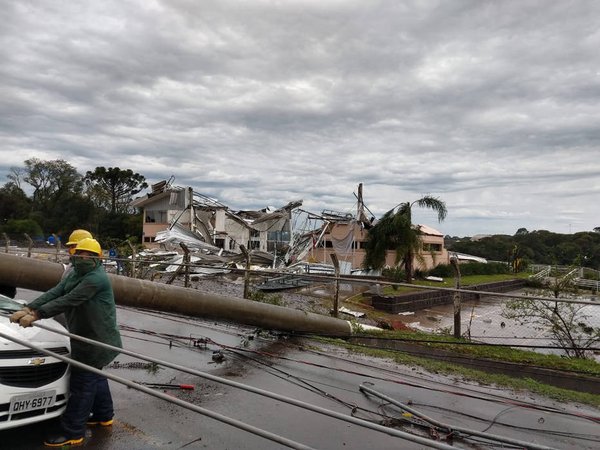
[
  {"x1": 0, "y1": 158, "x2": 148, "y2": 247},
  {"x1": 446, "y1": 229, "x2": 600, "y2": 269}
]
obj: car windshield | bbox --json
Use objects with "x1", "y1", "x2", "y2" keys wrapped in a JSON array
[{"x1": 0, "y1": 294, "x2": 22, "y2": 313}]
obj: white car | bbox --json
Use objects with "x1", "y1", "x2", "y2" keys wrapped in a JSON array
[{"x1": 0, "y1": 294, "x2": 70, "y2": 430}]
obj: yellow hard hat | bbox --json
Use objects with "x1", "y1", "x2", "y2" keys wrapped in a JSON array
[
  {"x1": 75, "y1": 238, "x2": 102, "y2": 256},
  {"x1": 66, "y1": 229, "x2": 93, "y2": 246}
]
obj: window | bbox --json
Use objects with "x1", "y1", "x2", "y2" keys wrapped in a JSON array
[
  {"x1": 143, "y1": 236, "x2": 156, "y2": 243},
  {"x1": 422, "y1": 243, "x2": 442, "y2": 252},
  {"x1": 145, "y1": 210, "x2": 167, "y2": 223},
  {"x1": 248, "y1": 230, "x2": 261, "y2": 250},
  {"x1": 267, "y1": 231, "x2": 290, "y2": 242}
]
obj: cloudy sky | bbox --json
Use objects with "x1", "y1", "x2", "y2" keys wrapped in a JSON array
[{"x1": 1, "y1": 1, "x2": 599, "y2": 237}]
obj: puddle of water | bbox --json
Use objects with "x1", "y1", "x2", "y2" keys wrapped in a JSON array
[{"x1": 395, "y1": 292, "x2": 600, "y2": 360}]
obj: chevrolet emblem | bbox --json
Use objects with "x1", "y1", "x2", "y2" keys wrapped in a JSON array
[{"x1": 28, "y1": 358, "x2": 46, "y2": 366}]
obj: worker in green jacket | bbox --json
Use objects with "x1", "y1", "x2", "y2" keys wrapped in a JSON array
[{"x1": 10, "y1": 237, "x2": 122, "y2": 447}]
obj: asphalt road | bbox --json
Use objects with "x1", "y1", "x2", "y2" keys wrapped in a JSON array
[{"x1": 2, "y1": 289, "x2": 599, "y2": 449}]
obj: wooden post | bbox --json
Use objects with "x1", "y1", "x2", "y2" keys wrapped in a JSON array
[
  {"x1": 24, "y1": 233, "x2": 33, "y2": 258},
  {"x1": 180, "y1": 243, "x2": 190, "y2": 288},
  {"x1": 330, "y1": 253, "x2": 340, "y2": 318},
  {"x1": 188, "y1": 187, "x2": 195, "y2": 232},
  {"x1": 127, "y1": 242, "x2": 137, "y2": 279},
  {"x1": 240, "y1": 245, "x2": 251, "y2": 299},
  {"x1": 166, "y1": 262, "x2": 184, "y2": 285},
  {"x1": 52, "y1": 233, "x2": 60, "y2": 262},
  {"x1": 450, "y1": 254, "x2": 462, "y2": 339},
  {"x1": 3, "y1": 233, "x2": 9, "y2": 253}
]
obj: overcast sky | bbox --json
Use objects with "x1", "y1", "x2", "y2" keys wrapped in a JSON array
[{"x1": 1, "y1": 1, "x2": 599, "y2": 237}]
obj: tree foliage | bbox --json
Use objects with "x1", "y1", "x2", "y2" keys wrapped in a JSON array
[
  {"x1": 2, "y1": 219, "x2": 44, "y2": 238},
  {"x1": 429, "y1": 261, "x2": 511, "y2": 277},
  {"x1": 84, "y1": 167, "x2": 148, "y2": 214},
  {"x1": 503, "y1": 293, "x2": 600, "y2": 359},
  {"x1": 448, "y1": 229, "x2": 600, "y2": 269},
  {"x1": 23, "y1": 158, "x2": 83, "y2": 208},
  {"x1": 3, "y1": 159, "x2": 148, "y2": 244},
  {"x1": 363, "y1": 196, "x2": 447, "y2": 282},
  {"x1": 0, "y1": 182, "x2": 30, "y2": 222}
]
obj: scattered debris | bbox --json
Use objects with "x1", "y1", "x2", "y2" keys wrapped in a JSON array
[
  {"x1": 138, "y1": 382, "x2": 195, "y2": 390},
  {"x1": 425, "y1": 276, "x2": 444, "y2": 282},
  {"x1": 338, "y1": 306, "x2": 366, "y2": 318},
  {"x1": 212, "y1": 350, "x2": 225, "y2": 363},
  {"x1": 255, "y1": 274, "x2": 312, "y2": 291},
  {"x1": 106, "y1": 361, "x2": 161, "y2": 371}
]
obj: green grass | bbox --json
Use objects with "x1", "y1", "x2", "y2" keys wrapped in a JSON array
[
  {"x1": 362, "y1": 329, "x2": 600, "y2": 376},
  {"x1": 330, "y1": 273, "x2": 600, "y2": 405},
  {"x1": 318, "y1": 337, "x2": 600, "y2": 407},
  {"x1": 381, "y1": 273, "x2": 530, "y2": 295}
]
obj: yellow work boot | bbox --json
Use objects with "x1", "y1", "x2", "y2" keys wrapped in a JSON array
[{"x1": 87, "y1": 417, "x2": 114, "y2": 426}]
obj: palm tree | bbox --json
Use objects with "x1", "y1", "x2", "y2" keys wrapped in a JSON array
[{"x1": 363, "y1": 196, "x2": 447, "y2": 283}]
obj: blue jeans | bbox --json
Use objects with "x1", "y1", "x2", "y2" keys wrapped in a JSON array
[{"x1": 61, "y1": 368, "x2": 114, "y2": 437}]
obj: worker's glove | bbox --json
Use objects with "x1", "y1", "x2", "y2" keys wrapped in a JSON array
[
  {"x1": 19, "y1": 311, "x2": 39, "y2": 328},
  {"x1": 9, "y1": 308, "x2": 32, "y2": 323}
]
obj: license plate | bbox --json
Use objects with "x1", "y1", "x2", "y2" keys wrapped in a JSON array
[{"x1": 9, "y1": 390, "x2": 56, "y2": 414}]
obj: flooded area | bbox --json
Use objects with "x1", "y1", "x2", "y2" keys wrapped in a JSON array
[{"x1": 394, "y1": 290, "x2": 600, "y2": 361}]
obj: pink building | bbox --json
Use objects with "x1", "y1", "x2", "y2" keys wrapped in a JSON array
[{"x1": 303, "y1": 219, "x2": 448, "y2": 274}]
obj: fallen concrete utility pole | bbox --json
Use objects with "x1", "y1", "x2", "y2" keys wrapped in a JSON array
[{"x1": 0, "y1": 253, "x2": 352, "y2": 336}]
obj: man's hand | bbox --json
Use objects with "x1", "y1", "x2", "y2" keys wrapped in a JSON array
[
  {"x1": 19, "y1": 311, "x2": 39, "y2": 328},
  {"x1": 9, "y1": 307, "x2": 32, "y2": 323}
]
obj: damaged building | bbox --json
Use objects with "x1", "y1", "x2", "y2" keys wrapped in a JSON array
[
  {"x1": 289, "y1": 184, "x2": 449, "y2": 275},
  {"x1": 130, "y1": 180, "x2": 302, "y2": 268},
  {"x1": 131, "y1": 181, "x2": 450, "y2": 277}
]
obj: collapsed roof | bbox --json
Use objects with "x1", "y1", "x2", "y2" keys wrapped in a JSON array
[{"x1": 132, "y1": 180, "x2": 303, "y2": 269}]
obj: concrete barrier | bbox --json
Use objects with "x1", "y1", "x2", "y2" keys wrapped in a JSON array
[{"x1": 371, "y1": 279, "x2": 527, "y2": 313}]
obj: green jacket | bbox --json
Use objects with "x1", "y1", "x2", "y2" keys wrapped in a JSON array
[{"x1": 28, "y1": 261, "x2": 122, "y2": 368}]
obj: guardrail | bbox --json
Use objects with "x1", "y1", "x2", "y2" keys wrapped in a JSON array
[
  {"x1": 529, "y1": 266, "x2": 550, "y2": 280},
  {"x1": 574, "y1": 278, "x2": 600, "y2": 291}
]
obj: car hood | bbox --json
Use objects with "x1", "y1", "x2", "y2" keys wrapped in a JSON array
[{"x1": 0, "y1": 316, "x2": 70, "y2": 351}]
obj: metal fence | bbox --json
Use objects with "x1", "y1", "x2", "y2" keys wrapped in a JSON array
[{"x1": 2, "y1": 241, "x2": 599, "y2": 360}]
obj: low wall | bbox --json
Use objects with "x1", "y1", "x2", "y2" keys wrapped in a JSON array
[
  {"x1": 371, "y1": 279, "x2": 527, "y2": 313},
  {"x1": 349, "y1": 337, "x2": 599, "y2": 395}
]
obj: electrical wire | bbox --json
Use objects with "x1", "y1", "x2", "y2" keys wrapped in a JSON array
[
  {"x1": 0, "y1": 328, "x2": 316, "y2": 450},
  {"x1": 339, "y1": 339, "x2": 600, "y2": 377},
  {"x1": 206, "y1": 340, "x2": 600, "y2": 423},
  {"x1": 115, "y1": 316, "x2": 600, "y2": 425},
  {"x1": 119, "y1": 322, "x2": 462, "y2": 433},
  {"x1": 3, "y1": 316, "x2": 460, "y2": 450},
  {"x1": 405, "y1": 402, "x2": 600, "y2": 443},
  {"x1": 210, "y1": 339, "x2": 599, "y2": 449},
  {"x1": 96, "y1": 254, "x2": 600, "y2": 307},
  {"x1": 344, "y1": 334, "x2": 600, "y2": 352},
  {"x1": 360, "y1": 383, "x2": 558, "y2": 450},
  {"x1": 120, "y1": 325, "x2": 409, "y2": 427},
  {"x1": 83, "y1": 312, "x2": 600, "y2": 448}
]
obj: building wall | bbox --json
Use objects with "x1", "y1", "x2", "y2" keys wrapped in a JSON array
[
  {"x1": 306, "y1": 222, "x2": 448, "y2": 272},
  {"x1": 142, "y1": 208, "x2": 191, "y2": 246},
  {"x1": 223, "y1": 218, "x2": 250, "y2": 251},
  {"x1": 139, "y1": 197, "x2": 265, "y2": 251}
]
